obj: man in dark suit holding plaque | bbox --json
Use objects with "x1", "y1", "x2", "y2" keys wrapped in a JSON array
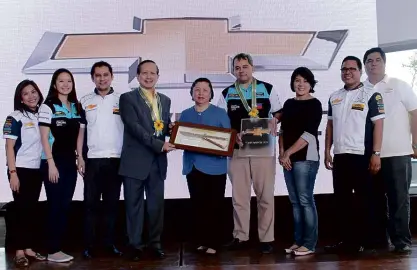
[
  {"x1": 218, "y1": 53, "x2": 282, "y2": 254},
  {"x1": 119, "y1": 60, "x2": 175, "y2": 261}
]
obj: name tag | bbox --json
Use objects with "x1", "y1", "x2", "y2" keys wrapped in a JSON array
[
  {"x1": 351, "y1": 103, "x2": 365, "y2": 111},
  {"x1": 113, "y1": 107, "x2": 120, "y2": 115}
]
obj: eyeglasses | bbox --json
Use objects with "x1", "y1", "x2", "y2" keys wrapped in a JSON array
[{"x1": 340, "y1": 67, "x2": 359, "y2": 73}]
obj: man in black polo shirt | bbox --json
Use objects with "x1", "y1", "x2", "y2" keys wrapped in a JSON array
[{"x1": 218, "y1": 53, "x2": 282, "y2": 253}]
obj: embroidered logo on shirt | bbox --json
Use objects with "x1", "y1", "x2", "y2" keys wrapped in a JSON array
[
  {"x1": 351, "y1": 103, "x2": 365, "y2": 111},
  {"x1": 56, "y1": 120, "x2": 67, "y2": 127},
  {"x1": 24, "y1": 122, "x2": 35, "y2": 128},
  {"x1": 331, "y1": 98, "x2": 343, "y2": 105},
  {"x1": 86, "y1": 104, "x2": 97, "y2": 110},
  {"x1": 230, "y1": 105, "x2": 240, "y2": 111},
  {"x1": 54, "y1": 111, "x2": 66, "y2": 116}
]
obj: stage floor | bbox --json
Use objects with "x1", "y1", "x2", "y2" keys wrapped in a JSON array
[
  {"x1": 1, "y1": 242, "x2": 417, "y2": 269},
  {"x1": 1, "y1": 217, "x2": 417, "y2": 269}
]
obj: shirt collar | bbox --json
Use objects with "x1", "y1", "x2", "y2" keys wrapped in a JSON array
[
  {"x1": 94, "y1": 87, "x2": 114, "y2": 95},
  {"x1": 140, "y1": 87, "x2": 157, "y2": 97},
  {"x1": 343, "y1": 82, "x2": 363, "y2": 91},
  {"x1": 365, "y1": 74, "x2": 389, "y2": 86}
]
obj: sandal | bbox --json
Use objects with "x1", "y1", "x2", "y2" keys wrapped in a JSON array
[
  {"x1": 14, "y1": 256, "x2": 29, "y2": 267},
  {"x1": 196, "y1": 246, "x2": 208, "y2": 253},
  {"x1": 25, "y1": 252, "x2": 46, "y2": 261},
  {"x1": 284, "y1": 244, "x2": 299, "y2": 254},
  {"x1": 293, "y1": 246, "x2": 315, "y2": 256}
]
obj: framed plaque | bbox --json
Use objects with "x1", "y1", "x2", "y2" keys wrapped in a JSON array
[
  {"x1": 170, "y1": 122, "x2": 237, "y2": 157},
  {"x1": 238, "y1": 118, "x2": 276, "y2": 157}
]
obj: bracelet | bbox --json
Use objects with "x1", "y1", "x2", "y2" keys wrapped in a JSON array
[{"x1": 9, "y1": 169, "x2": 16, "y2": 174}]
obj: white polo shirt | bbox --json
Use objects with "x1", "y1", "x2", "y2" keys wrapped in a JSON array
[
  {"x1": 2, "y1": 110, "x2": 42, "y2": 168},
  {"x1": 80, "y1": 88, "x2": 124, "y2": 158},
  {"x1": 364, "y1": 75, "x2": 417, "y2": 158},
  {"x1": 328, "y1": 83, "x2": 385, "y2": 155}
]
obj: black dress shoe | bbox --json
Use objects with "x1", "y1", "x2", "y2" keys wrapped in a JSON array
[
  {"x1": 224, "y1": 238, "x2": 249, "y2": 250},
  {"x1": 151, "y1": 247, "x2": 165, "y2": 259},
  {"x1": 260, "y1": 242, "x2": 274, "y2": 254},
  {"x1": 105, "y1": 245, "x2": 123, "y2": 257},
  {"x1": 130, "y1": 249, "x2": 143, "y2": 261},
  {"x1": 82, "y1": 249, "x2": 94, "y2": 259},
  {"x1": 393, "y1": 245, "x2": 412, "y2": 254}
]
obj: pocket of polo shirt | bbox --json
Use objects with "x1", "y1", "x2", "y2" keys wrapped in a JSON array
[{"x1": 85, "y1": 107, "x2": 98, "y2": 124}]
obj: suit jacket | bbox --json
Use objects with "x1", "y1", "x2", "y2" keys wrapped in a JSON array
[{"x1": 118, "y1": 89, "x2": 171, "y2": 180}]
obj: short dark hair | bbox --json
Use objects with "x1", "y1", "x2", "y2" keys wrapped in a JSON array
[
  {"x1": 363, "y1": 47, "x2": 386, "y2": 64},
  {"x1": 137, "y1": 60, "x2": 159, "y2": 75},
  {"x1": 14, "y1": 79, "x2": 44, "y2": 114},
  {"x1": 190, "y1": 77, "x2": 214, "y2": 101},
  {"x1": 90, "y1": 61, "x2": 113, "y2": 78},
  {"x1": 342, "y1": 56, "x2": 362, "y2": 70},
  {"x1": 290, "y1": 67, "x2": 317, "y2": 93},
  {"x1": 232, "y1": 53, "x2": 254, "y2": 67}
]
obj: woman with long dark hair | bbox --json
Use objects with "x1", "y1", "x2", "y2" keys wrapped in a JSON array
[
  {"x1": 38, "y1": 68, "x2": 86, "y2": 262},
  {"x1": 279, "y1": 67, "x2": 322, "y2": 256},
  {"x1": 3, "y1": 80, "x2": 45, "y2": 267}
]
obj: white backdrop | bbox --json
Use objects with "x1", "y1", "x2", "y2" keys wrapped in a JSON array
[{"x1": 0, "y1": 0, "x2": 377, "y2": 202}]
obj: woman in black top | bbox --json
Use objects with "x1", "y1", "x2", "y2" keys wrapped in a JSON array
[
  {"x1": 279, "y1": 67, "x2": 322, "y2": 256},
  {"x1": 38, "y1": 69, "x2": 86, "y2": 263}
]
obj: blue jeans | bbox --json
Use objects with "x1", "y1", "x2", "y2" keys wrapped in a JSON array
[{"x1": 283, "y1": 160, "x2": 319, "y2": 251}]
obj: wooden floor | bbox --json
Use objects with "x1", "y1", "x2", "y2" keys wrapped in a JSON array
[{"x1": 1, "y1": 217, "x2": 417, "y2": 269}]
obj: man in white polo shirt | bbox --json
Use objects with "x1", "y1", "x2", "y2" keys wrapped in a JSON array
[
  {"x1": 364, "y1": 47, "x2": 417, "y2": 253},
  {"x1": 324, "y1": 56, "x2": 385, "y2": 253},
  {"x1": 77, "y1": 61, "x2": 124, "y2": 259}
]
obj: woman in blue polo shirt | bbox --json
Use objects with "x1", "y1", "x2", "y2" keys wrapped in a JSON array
[
  {"x1": 38, "y1": 68, "x2": 86, "y2": 263},
  {"x1": 3, "y1": 80, "x2": 46, "y2": 267},
  {"x1": 179, "y1": 78, "x2": 231, "y2": 255}
]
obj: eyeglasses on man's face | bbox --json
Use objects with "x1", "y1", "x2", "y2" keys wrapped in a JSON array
[{"x1": 340, "y1": 67, "x2": 359, "y2": 73}]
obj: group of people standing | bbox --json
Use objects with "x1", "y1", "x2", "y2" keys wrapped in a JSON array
[{"x1": 3, "y1": 48, "x2": 416, "y2": 267}]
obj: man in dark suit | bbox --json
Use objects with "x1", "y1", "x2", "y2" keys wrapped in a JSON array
[{"x1": 119, "y1": 60, "x2": 175, "y2": 261}]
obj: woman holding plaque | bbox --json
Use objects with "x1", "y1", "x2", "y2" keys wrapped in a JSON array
[
  {"x1": 179, "y1": 77, "x2": 231, "y2": 255},
  {"x1": 279, "y1": 67, "x2": 322, "y2": 256}
]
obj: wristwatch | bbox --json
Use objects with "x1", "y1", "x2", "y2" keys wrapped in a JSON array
[{"x1": 372, "y1": 151, "x2": 381, "y2": 156}]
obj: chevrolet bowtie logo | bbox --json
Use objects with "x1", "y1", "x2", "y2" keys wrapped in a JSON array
[
  {"x1": 23, "y1": 16, "x2": 348, "y2": 89},
  {"x1": 243, "y1": 127, "x2": 270, "y2": 136}
]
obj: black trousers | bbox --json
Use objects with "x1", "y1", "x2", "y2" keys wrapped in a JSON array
[
  {"x1": 42, "y1": 158, "x2": 77, "y2": 254},
  {"x1": 9, "y1": 167, "x2": 43, "y2": 250},
  {"x1": 332, "y1": 154, "x2": 378, "y2": 248},
  {"x1": 83, "y1": 158, "x2": 122, "y2": 248},
  {"x1": 186, "y1": 167, "x2": 226, "y2": 249},
  {"x1": 374, "y1": 156, "x2": 412, "y2": 249}
]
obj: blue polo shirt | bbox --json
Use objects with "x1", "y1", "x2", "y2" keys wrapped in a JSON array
[
  {"x1": 179, "y1": 104, "x2": 231, "y2": 176},
  {"x1": 38, "y1": 98, "x2": 86, "y2": 160}
]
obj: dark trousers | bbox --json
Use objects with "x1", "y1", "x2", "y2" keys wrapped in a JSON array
[
  {"x1": 42, "y1": 159, "x2": 77, "y2": 254},
  {"x1": 123, "y1": 160, "x2": 164, "y2": 250},
  {"x1": 186, "y1": 167, "x2": 226, "y2": 249},
  {"x1": 332, "y1": 154, "x2": 378, "y2": 248},
  {"x1": 83, "y1": 158, "x2": 122, "y2": 248},
  {"x1": 9, "y1": 167, "x2": 43, "y2": 250},
  {"x1": 375, "y1": 156, "x2": 412, "y2": 248}
]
